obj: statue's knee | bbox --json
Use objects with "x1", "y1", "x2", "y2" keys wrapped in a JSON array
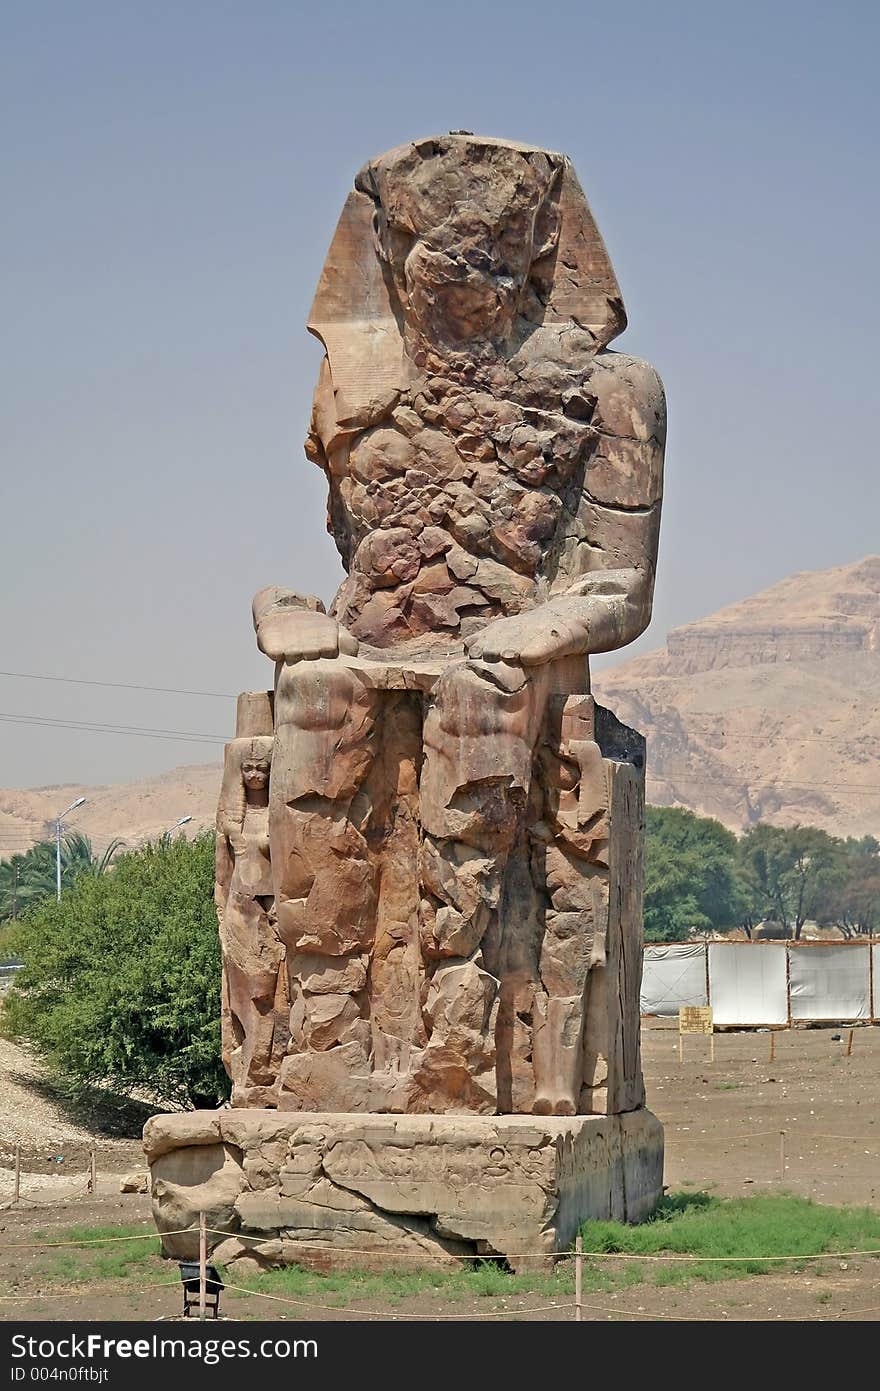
[
  {"x1": 428, "y1": 659, "x2": 529, "y2": 742},
  {"x1": 275, "y1": 659, "x2": 367, "y2": 734}
]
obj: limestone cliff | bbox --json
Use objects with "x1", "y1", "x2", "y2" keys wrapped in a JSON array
[{"x1": 592, "y1": 557, "x2": 880, "y2": 836}]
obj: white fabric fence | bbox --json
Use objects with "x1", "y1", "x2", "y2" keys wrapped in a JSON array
[
  {"x1": 788, "y1": 944, "x2": 871, "y2": 1021},
  {"x1": 708, "y1": 943, "x2": 788, "y2": 1026},
  {"x1": 641, "y1": 941, "x2": 879, "y2": 1024},
  {"x1": 639, "y1": 943, "x2": 708, "y2": 1016}
]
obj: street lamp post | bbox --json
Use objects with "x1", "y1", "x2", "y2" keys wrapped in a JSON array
[
  {"x1": 164, "y1": 814, "x2": 193, "y2": 844},
  {"x1": 55, "y1": 797, "x2": 86, "y2": 902}
]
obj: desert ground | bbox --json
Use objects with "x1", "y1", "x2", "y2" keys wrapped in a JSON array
[{"x1": 1, "y1": 1021, "x2": 878, "y2": 1323}]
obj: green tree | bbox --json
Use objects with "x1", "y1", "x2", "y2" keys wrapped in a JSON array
[
  {"x1": 0, "y1": 832, "x2": 123, "y2": 923},
  {"x1": 644, "y1": 806, "x2": 747, "y2": 942},
  {"x1": 738, "y1": 824, "x2": 845, "y2": 939},
  {"x1": 814, "y1": 836, "x2": 880, "y2": 936},
  {"x1": 2, "y1": 833, "x2": 227, "y2": 1108}
]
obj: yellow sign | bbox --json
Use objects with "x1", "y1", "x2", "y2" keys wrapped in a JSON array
[{"x1": 679, "y1": 1006, "x2": 713, "y2": 1035}]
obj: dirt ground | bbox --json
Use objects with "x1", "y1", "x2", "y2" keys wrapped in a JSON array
[{"x1": 1, "y1": 1021, "x2": 878, "y2": 1322}]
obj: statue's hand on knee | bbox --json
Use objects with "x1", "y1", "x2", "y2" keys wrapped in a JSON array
[
  {"x1": 253, "y1": 586, "x2": 359, "y2": 663},
  {"x1": 465, "y1": 607, "x2": 588, "y2": 669}
]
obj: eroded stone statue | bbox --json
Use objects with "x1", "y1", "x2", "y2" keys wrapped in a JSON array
[
  {"x1": 147, "y1": 134, "x2": 665, "y2": 1269},
  {"x1": 252, "y1": 133, "x2": 663, "y2": 1116}
]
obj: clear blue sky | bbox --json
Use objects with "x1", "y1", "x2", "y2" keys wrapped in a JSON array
[{"x1": 2, "y1": 0, "x2": 878, "y2": 792}]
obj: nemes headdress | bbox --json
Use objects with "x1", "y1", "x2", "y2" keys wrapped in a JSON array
[{"x1": 307, "y1": 133, "x2": 625, "y2": 425}]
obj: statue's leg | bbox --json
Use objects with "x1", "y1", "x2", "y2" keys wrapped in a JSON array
[
  {"x1": 221, "y1": 890, "x2": 287, "y2": 1094},
  {"x1": 270, "y1": 661, "x2": 379, "y2": 1072},
  {"x1": 417, "y1": 660, "x2": 551, "y2": 1110}
]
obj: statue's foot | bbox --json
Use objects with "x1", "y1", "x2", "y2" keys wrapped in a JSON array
[{"x1": 532, "y1": 1092, "x2": 577, "y2": 1117}]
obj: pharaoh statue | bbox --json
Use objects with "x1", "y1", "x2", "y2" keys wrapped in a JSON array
[
  {"x1": 148, "y1": 134, "x2": 666, "y2": 1273},
  {"x1": 221, "y1": 133, "x2": 665, "y2": 1119}
]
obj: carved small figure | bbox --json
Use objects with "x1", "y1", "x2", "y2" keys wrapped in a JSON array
[{"x1": 216, "y1": 735, "x2": 288, "y2": 1099}]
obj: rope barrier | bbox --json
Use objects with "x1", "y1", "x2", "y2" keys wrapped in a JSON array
[
  {"x1": 2, "y1": 1222, "x2": 876, "y2": 1266},
  {"x1": 0, "y1": 1228, "x2": 189, "y2": 1249},
  {"x1": 830, "y1": 1303, "x2": 880, "y2": 1320},
  {"x1": 3, "y1": 1126, "x2": 877, "y2": 1174},
  {"x1": 202, "y1": 1227, "x2": 880, "y2": 1264},
  {"x1": 0, "y1": 1278, "x2": 867, "y2": 1323},
  {"x1": 1, "y1": 1220, "x2": 875, "y2": 1265},
  {"x1": 0, "y1": 1281, "x2": 182, "y2": 1302},
  {"x1": 3, "y1": 1279, "x2": 873, "y2": 1323},
  {"x1": 0, "y1": 1256, "x2": 874, "y2": 1322},
  {"x1": 218, "y1": 1278, "x2": 820, "y2": 1322},
  {"x1": 668, "y1": 1128, "x2": 879, "y2": 1143},
  {"x1": 669, "y1": 1130, "x2": 772, "y2": 1141},
  {"x1": 564, "y1": 1248, "x2": 880, "y2": 1264},
  {"x1": 219, "y1": 1278, "x2": 576, "y2": 1321},
  {"x1": 779, "y1": 1132, "x2": 879, "y2": 1143}
]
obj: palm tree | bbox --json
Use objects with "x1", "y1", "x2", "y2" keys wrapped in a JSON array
[
  {"x1": 60, "y1": 830, "x2": 125, "y2": 879},
  {"x1": 0, "y1": 833, "x2": 125, "y2": 922}
]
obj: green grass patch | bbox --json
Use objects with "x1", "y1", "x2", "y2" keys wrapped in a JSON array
[
  {"x1": 228, "y1": 1193, "x2": 880, "y2": 1306},
  {"x1": 8, "y1": 1195, "x2": 880, "y2": 1306},
  {"x1": 225, "y1": 1260, "x2": 574, "y2": 1306},
  {"x1": 579, "y1": 1192, "x2": 880, "y2": 1286},
  {"x1": 6, "y1": 1222, "x2": 166, "y2": 1290}
]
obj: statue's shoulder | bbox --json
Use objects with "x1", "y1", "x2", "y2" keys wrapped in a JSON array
[
  {"x1": 586, "y1": 349, "x2": 667, "y2": 444},
  {"x1": 508, "y1": 327, "x2": 665, "y2": 437}
]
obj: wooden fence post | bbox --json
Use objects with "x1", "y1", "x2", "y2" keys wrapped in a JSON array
[
  {"x1": 779, "y1": 1130, "x2": 786, "y2": 1182},
  {"x1": 88, "y1": 1148, "x2": 96, "y2": 1195},
  {"x1": 575, "y1": 1233, "x2": 583, "y2": 1322},
  {"x1": 199, "y1": 1210, "x2": 207, "y2": 1320},
  {"x1": 846, "y1": 1027, "x2": 854, "y2": 1057},
  {"x1": 14, "y1": 1145, "x2": 21, "y2": 1204}
]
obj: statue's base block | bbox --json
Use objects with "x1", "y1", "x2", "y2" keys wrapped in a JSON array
[{"x1": 145, "y1": 1109, "x2": 663, "y2": 1273}]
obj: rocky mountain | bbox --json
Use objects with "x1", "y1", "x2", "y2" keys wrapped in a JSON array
[
  {"x1": 0, "y1": 763, "x2": 221, "y2": 859},
  {"x1": 592, "y1": 556, "x2": 880, "y2": 836}
]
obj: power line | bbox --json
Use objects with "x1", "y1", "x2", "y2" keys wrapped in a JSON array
[
  {"x1": 652, "y1": 774, "x2": 880, "y2": 795},
  {"x1": 0, "y1": 670, "x2": 235, "y2": 699},
  {"x1": 0, "y1": 713, "x2": 226, "y2": 745}
]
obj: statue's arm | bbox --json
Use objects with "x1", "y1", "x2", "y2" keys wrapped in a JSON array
[
  {"x1": 250, "y1": 359, "x2": 363, "y2": 665},
  {"x1": 467, "y1": 353, "x2": 665, "y2": 665},
  {"x1": 214, "y1": 824, "x2": 234, "y2": 918},
  {"x1": 548, "y1": 351, "x2": 665, "y2": 642}
]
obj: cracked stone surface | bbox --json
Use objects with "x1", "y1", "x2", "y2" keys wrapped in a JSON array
[
  {"x1": 210, "y1": 134, "x2": 666, "y2": 1122},
  {"x1": 145, "y1": 1110, "x2": 664, "y2": 1271}
]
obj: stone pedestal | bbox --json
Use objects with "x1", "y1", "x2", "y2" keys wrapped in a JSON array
[{"x1": 144, "y1": 1108, "x2": 663, "y2": 1274}]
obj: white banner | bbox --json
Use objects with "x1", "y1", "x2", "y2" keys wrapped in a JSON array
[
  {"x1": 641, "y1": 943, "x2": 707, "y2": 1016},
  {"x1": 708, "y1": 943, "x2": 788, "y2": 1026},
  {"x1": 789, "y1": 944, "x2": 870, "y2": 1021},
  {"x1": 873, "y1": 944, "x2": 880, "y2": 1019}
]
